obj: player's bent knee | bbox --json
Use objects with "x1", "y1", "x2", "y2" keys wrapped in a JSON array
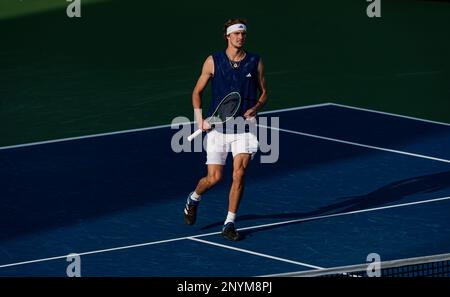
[{"x1": 208, "y1": 174, "x2": 222, "y2": 185}]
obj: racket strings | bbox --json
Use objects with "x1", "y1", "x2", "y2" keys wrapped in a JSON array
[{"x1": 216, "y1": 98, "x2": 240, "y2": 122}]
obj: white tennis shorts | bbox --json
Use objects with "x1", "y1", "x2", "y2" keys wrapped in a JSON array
[{"x1": 205, "y1": 130, "x2": 259, "y2": 165}]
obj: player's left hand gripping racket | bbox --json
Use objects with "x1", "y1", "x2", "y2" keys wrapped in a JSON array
[{"x1": 187, "y1": 92, "x2": 241, "y2": 142}]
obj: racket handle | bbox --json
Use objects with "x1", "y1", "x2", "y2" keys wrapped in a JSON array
[{"x1": 187, "y1": 128, "x2": 203, "y2": 142}]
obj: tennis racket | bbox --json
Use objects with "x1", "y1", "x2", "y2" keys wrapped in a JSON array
[{"x1": 187, "y1": 92, "x2": 241, "y2": 142}]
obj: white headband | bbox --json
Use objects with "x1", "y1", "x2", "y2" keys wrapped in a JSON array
[{"x1": 226, "y1": 23, "x2": 247, "y2": 35}]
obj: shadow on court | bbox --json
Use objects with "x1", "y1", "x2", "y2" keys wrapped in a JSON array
[{"x1": 200, "y1": 171, "x2": 450, "y2": 234}]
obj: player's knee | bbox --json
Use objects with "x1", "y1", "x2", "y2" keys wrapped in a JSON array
[
  {"x1": 208, "y1": 174, "x2": 222, "y2": 186},
  {"x1": 232, "y1": 168, "x2": 245, "y2": 183}
]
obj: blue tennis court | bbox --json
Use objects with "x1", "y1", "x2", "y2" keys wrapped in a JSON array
[{"x1": 1, "y1": 103, "x2": 449, "y2": 276}]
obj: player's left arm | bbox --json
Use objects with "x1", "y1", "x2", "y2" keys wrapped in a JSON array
[{"x1": 244, "y1": 58, "x2": 267, "y2": 118}]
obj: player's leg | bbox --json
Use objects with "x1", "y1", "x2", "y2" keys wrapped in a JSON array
[
  {"x1": 184, "y1": 130, "x2": 228, "y2": 225},
  {"x1": 194, "y1": 129, "x2": 227, "y2": 196},
  {"x1": 194, "y1": 164, "x2": 224, "y2": 195},
  {"x1": 222, "y1": 131, "x2": 258, "y2": 240},
  {"x1": 222, "y1": 153, "x2": 251, "y2": 240},
  {"x1": 184, "y1": 164, "x2": 224, "y2": 226},
  {"x1": 229, "y1": 153, "x2": 251, "y2": 213}
]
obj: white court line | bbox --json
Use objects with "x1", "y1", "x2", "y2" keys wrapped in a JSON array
[
  {"x1": 258, "y1": 125, "x2": 450, "y2": 164},
  {"x1": 0, "y1": 103, "x2": 332, "y2": 151},
  {"x1": 187, "y1": 237, "x2": 324, "y2": 270},
  {"x1": 330, "y1": 103, "x2": 450, "y2": 127},
  {"x1": 0, "y1": 232, "x2": 218, "y2": 269},
  {"x1": 0, "y1": 122, "x2": 191, "y2": 151},
  {"x1": 0, "y1": 123, "x2": 193, "y2": 151},
  {"x1": 258, "y1": 102, "x2": 332, "y2": 115},
  {"x1": 1, "y1": 195, "x2": 449, "y2": 270}
]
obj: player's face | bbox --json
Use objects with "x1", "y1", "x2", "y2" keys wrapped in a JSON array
[{"x1": 228, "y1": 30, "x2": 246, "y2": 48}]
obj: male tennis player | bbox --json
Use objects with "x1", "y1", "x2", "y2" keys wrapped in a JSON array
[{"x1": 184, "y1": 19, "x2": 267, "y2": 241}]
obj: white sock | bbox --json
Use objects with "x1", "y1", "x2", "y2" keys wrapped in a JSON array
[
  {"x1": 224, "y1": 211, "x2": 236, "y2": 225},
  {"x1": 190, "y1": 191, "x2": 201, "y2": 201}
]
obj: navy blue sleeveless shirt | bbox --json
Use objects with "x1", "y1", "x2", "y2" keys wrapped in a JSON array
[{"x1": 208, "y1": 50, "x2": 260, "y2": 120}]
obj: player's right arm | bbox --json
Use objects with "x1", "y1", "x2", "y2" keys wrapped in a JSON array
[{"x1": 192, "y1": 55, "x2": 214, "y2": 131}]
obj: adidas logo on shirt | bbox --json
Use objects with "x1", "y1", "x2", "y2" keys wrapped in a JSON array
[{"x1": 246, "y1": 73, "x2": 252, "y2": 77}]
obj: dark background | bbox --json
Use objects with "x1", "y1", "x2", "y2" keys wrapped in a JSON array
[{"x1": 1, "y1": 0, "x2": 449, "y2": 146}]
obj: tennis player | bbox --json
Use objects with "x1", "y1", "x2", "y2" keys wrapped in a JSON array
[{"x1": 184, "y1": 19, "x2": 268, "y2": 241}]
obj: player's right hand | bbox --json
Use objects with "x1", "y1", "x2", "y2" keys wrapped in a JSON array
[{"x1": 198, "y1": 119, "x2": 211, "y2": 131}]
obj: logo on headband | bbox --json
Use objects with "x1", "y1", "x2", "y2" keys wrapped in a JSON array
[{"x1": 226, "y1": 24, "x2": 247, "y2": 35}]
